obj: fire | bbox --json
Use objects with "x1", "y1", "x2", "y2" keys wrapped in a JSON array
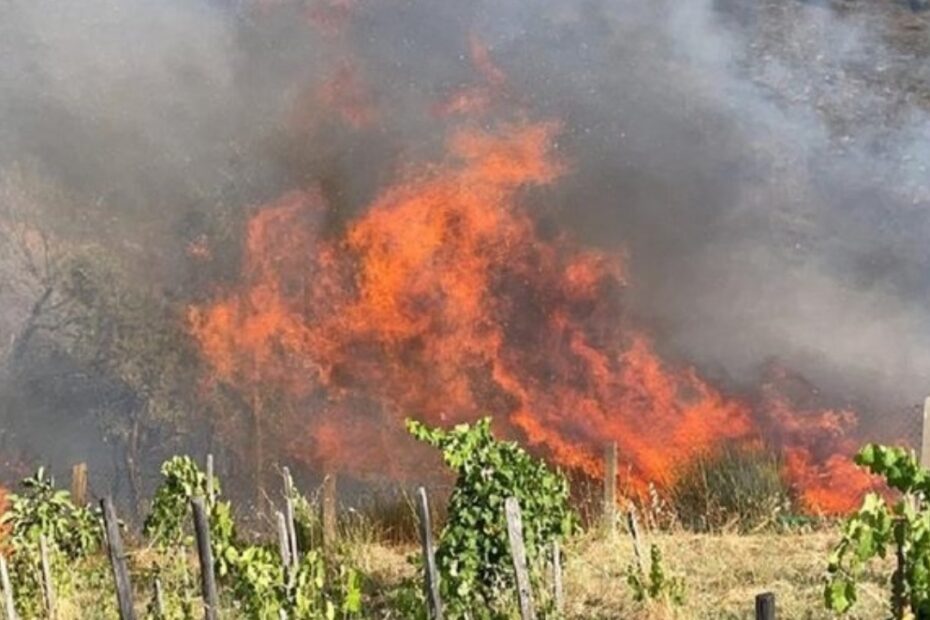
[
  {"x1": 189, "y1": 115, "x2": 875, "y2": 512},
  {"x1": 318, "y1": 64, "x2": 378, "y2": 129},
  {"x1": 434, "y1": 35, "x2": 509, "y2": 119}
]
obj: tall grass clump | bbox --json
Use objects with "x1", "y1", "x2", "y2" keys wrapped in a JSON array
[{"x1": 671, "y1": 444, "x2": 791, "y2": 532}]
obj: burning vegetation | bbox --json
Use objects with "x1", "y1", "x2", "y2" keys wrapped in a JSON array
[
  {"x1": 7, "y1": 0, "x2": 930, "y2": 616},
  {"x1": 191, "y1": 89, "x2": 872, "y2": 511},
  {"x1": 3, "y1": 0, "x2": 929, "y2": 520}
]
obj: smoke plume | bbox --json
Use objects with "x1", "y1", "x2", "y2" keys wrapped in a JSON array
[{"x1": 2, "y1": 0, "x2": 929, "y2": 503}]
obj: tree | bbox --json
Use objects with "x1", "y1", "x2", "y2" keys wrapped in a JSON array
[{"x1": 0, "y1": 167, "x2": 201, "y2": 515}]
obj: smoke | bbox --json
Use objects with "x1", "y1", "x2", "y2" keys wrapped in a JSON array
[
  {"x1": 481, "y1": 0, "x2": 930, "y2": 413},
  {"x1": 2, "y1": 0, "x2": 930, "y2": 481}
]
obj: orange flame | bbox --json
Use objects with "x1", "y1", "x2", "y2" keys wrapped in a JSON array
[
  {"x1": 189, "y1": 117, "x2": 874, "y2": 512},
  {"x1": 318, "y1": 63, "x2": 378, "y2": 129},
  {"x1": 434, "y1": 35, "x2": 509, "y2": 119}
]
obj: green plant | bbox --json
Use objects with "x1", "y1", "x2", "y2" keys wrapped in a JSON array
[
  {"x1": 220, "y1": 543, "x2": 362, "y2": 619},
  {"x1": 407, "y1": 417, "x2": 577, "y2": 617},
  {"x1": 0, "y1": 468, "x2": 101, "y2": 558},
  {"x1": 626, "y1": 543, "x2": 685, "y2": 607},
  {"x1": 825, "y1": 443, "x2": 928, "y2": 618},
  {"x1": 144, "y1": 455, "x2": 242, "y2": 618},
  {"x1": 0, "y1": 468, "x2": 104, "y2": 618},
  {"x1": 671, "y1": 444, "x2": 790, "y2": 533},
  {"x1": 144, "y1": 456, "x2": 220, "y2": 546}
]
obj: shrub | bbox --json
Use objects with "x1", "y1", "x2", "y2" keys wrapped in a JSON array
[
  {"x1": 626, "y1": 543, "x2": 685, "y2": 607},
  {"x1": 407, "y1": 417, "x2": 577, "y2": 617},
  {"x1": 1, "y1": 468, "x2": 101, "y2": 558},
  {"x1": 671, "y1": 444, "x2": 790, "y2": 532},
  {"x1": 144, "y1": 455, "x2": 362, "y2": 619},
  {"x1": 825, "y1": 443, "x2": 929, "y2": 617},
  {"x1": 0, "y1": 468, "x2": 103, "y2": 618},
  {"x1": 144, "y1": 455, "x2": 223, "y2": 546}
]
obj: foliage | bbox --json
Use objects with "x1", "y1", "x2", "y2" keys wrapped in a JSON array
[
  {"x1": 671, "y1": 444, "x2": 791, "y2": 532},
  {"x1": 0, "y1": 468, "x2": 105, "y2": 618},
  {"x1": 144, "y1": 455, "x2": 240, "y2": 613},
  {"x1": 143, "y1": 455, "x2": 361, "y2": 619},
  {"x1": 407, "y1": 417, "x2": 577, "y2": 617},
  {"x1": 144, "y1": 455, "x2": 225, "y2": 546},
  {"x1": 626, "y1": 543, "x2": 685, "y2": 607},
  {"x1": 825, "y1": 443, "x2": 930, "y2": 618},
  {"x1": 0, "y1": 468, "x2": 101, "y2": 559}
]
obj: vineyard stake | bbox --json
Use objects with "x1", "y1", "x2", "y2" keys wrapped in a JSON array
[
  {"x1": 71, "y1": 463, "x2": 87, "y2": 507},
  {"x1": 39, "y1": 535, "x2": 56, "y2": 620},
  {"x1": 922, "y1": 397, "x2": 930, "y2": 469},
  {"x1": 552, "y1": 540, "x2": 563, "y2": 614},
  {"x1": 893, "y1": 525, "x2": 907, "y2": 620},
  {"x1": 626, "y1": 508, "x2": 646, "y2": 578},
  {"x1": 416, "y1": 487, "x2": 443, "y2": 620},
  {"x1": 0, "y1": 554, "x2": 17, "y2": 620},
  {"x1": 755, "y1": 592, "x2": 775, "y2": 620},
  {"x1": 322, "y1": 472, "x2": 338, "y2": 553},
  {"x1": 276, "y1": 510, "x2": 292, "y2": 568},
  {"x1": 191, "y1": 496, "x2": 219, "y2": 620},
  {"x1": 604, "y1": 443, "x2": 618, "y2": 534},
  {"x1": 206, "y1": 454, "x2": 215, "y2": 506},
  {"x1": 154, "y1": 578, "x2": 165, "y2": 619},
  {"x1": 505, "y1": 497, "x2": 537, "y2": 620},
  {"x1": 282, "y1": 467, "x2": 299, "y2": 564},
  {"x1": 101, "y1": 497, "x2": 135, "y2": 620}
]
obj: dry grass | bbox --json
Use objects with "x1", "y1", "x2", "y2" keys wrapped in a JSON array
[
  {"x1": 32, "y1": 525, "x2": 895, "y2": 618},
  {"x1": 356, "y1": 528, "x2": 892, "y2": 619},
  {"x1": 559, "y1": 530, "x2": 892, "y2": 619}
]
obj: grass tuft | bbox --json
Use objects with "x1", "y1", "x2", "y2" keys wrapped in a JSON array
[{"x1": 670, "y1": 444, "x2": 791, "y2": 533}]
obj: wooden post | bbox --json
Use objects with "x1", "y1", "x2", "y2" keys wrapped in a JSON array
[
  {"x1": 39, "y1": 535, "x2": 55, "y2": 620},
  {"x1": 101, "y1": 497, "x2": 135, "y2": 620},
  {"x1": 626, "y1": 508, "x2": 646, "y2": 578},
  {"x1": 416, "y1": 487, "x2": 443, "y2": 620},
  {"x1": 71, "y1": 463, "x2": 88, "y2": 507},
  {"x1": 276, "y1": 511, "x2": 292, "y2": 568},
  {"x1": 206, "y1": 454, "x2": 215, "y2": 505},
  {"x1": 0, "y1": 554, "x2": 17, "y2": 620},
  {"x1": 551, "y1": 540, "x2": 563, "y2": 615},
  {"x1": 921, "y1": 397, "x2": 930, "y2": 469},
  {"x1": 755, "y1": 592, "x2": 775, "y2": 620},
  {"x1": 893, "y1": 520, "x2": 907, "y2": 620},
  {"x1": 282, "y1": 468, "x2": 299, "y2": 565},
  {"x1": 191, "y1": 497, "x2": 219, "y2": 620},
  {"x1": 604, "y1": 443, "x2": 617, "y2": 533},
  {"x1": 154, "y1": 578, "x2": 165, "y2": 619},
  {"x1": 504, "y1": 497, "x2": 536, "y2": 620},
  {"x1": 322, "y1": 473, "x2": 337, "y2": 553}
]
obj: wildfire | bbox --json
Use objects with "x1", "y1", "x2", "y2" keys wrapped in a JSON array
[
  {"x1": 318, "y1": 64, "x2": 378, "y2": 129},
  {"x1": 434, "y1": 35, "x2": 509, "y2": 119},
  {"x1": 189, "y1": 115, "x2": 874, "y2": 511},
  {"x1": 187, "y1": 27, "x2": 875, "y2": 513}
]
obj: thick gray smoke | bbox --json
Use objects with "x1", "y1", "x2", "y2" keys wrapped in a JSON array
[
  {"x1": 2, "y1": 0, "x2": 929, "y2": 486},
  {"x1": 480, "y1": 0, "x2": 930, "y2": 417}
]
